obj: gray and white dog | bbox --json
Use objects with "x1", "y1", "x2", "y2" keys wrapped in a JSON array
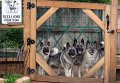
[
  {"x1": 37, "y1": 42, "x2": 50, "y2": 75},
  {"x1": 84, "y1": 40, "x2": 104, "y2": 78},
  {"x1": 60, "y1": 42, "x2": 77, "y2": 77},
  {"x1": 47, "y1": 47, "x2": 62, "y2": 75}
]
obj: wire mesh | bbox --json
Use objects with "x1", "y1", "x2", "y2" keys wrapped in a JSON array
[{"x1": 36, "y1": 8, "x2": 103, "y2": 50}]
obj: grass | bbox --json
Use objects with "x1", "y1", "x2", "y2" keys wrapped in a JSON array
[
  {"x1": 3, "y1": 73, "x2": 22, "y2": 83},
  {"x1": 3, "y1": 73, "x2": 32, "y2": 83},
  {"x1": 117, "y1": 77, "x2": 120, "y2": 81}
]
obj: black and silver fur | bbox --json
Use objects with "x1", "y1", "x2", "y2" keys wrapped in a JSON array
[
  {"x1": 37, "y1": 42, "x2": 50, "y2": 75},
  {"x1": 47, "y1": 47, "x2": 62, "y2": 75},
  {"x1": 84, "y1": 40, "x2": 104, "y2": 78},
  {"x1": 60, "y1": 40, "x2": 77, "y2": 77},
  {"x1": 73, "y1": 38, "x2": 84, "y2": 77}
]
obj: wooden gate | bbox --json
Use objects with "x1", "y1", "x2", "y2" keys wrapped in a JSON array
[{"x1": 23, "y1": 0, "x2": 118, "y2": 83}]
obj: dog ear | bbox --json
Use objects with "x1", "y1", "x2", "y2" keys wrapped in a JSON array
[
  {"x1": 74, "y1": 38, "x2": 77, "y2": 44},
  {"x1": 93, "y1": 41, "x2": 97, "y2": 48},
  {"x1": 40, "y1": 42, "x2": 43, "y2": 47},
  {"x1": 66, "y1": 42, "x2": 70, "y2": 49},
  {"x1": 47, "y1": 41, "x2": 50, "y2": 46},
  {"x1": 63, "y1": 42, "x2": 70, "y2": 50},
  {"x1": 50, "y1": 49, "x2": 53, "y2": 54},
  {"x1": 73, "y1": 38, "x2": 77, "y2": 47},
  {"x1": 81, "y1": 38, "x2": 84, "y2": 45},
  {"x1": 86, "y1": 40, "x2": 90, "y2": 48}
]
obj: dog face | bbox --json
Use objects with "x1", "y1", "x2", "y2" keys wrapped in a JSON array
[
  {"x1": 64, "y1": 42, "x2": 77, "y2": 58},
  {"x1": 85, "y1": 41, "x2": 97, "y2": 55},
  {"x1": 48, "y1": 47, "x2": 61, "y2": 68},
  {"x1": 68, "y1": 47, "x2": 76, "y2": 58},
  {"x1": 76, "y1": 45, "x2": 84, "y2": 55},
  {"x1": 40, "y1": 42, "x2": 50, "y2": 56},
  {"x1": 73, "y1": 38, "x2": 85, "y2": 54}
]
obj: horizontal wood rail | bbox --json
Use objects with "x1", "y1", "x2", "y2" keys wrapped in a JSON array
[
  {"x1": 116, "y1": 64, "x2": 120, "y2": 69},
  {"x1": 0, "y1": 24, "x2": 24, "y2": 28},
  {"x1": 0, "y1": 78, "x2": 4, "y2": 83},
  {"x1": 116, "y1": 81, "x2": 120, "y2": 83},
  {"x1": 35, "y1": 75, "x2": 103, "y2": 83},
  {"x1": 117, "y1": 29, "x2": 120, "y2": 32},
  {"x1": 15, "y1": 77, "x2": 30, "y2": 83},
  {"x1": 37, "y1": 1, "x2": 106, "y2": 10}
]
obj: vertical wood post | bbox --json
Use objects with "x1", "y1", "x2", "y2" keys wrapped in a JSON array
[
  {"x1": 104, "y1": 5, "x2": 111, "y2": 83},
  {"x1": 104, "y1": 0, "x2": 118, "y2": 83},
  {"x1": 23, "y1": 0, "x2": 31, "y2": 75},
  {"x1": 29, "y1": 0, "x2": 37, "y2": 80},
  {"x1": 110, "y1": 0, "x2": 118, "y2": 83}
]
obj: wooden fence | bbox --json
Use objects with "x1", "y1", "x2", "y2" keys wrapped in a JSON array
[{"x1": 0, "y1": 0, "x2": 119, "y2": 83}]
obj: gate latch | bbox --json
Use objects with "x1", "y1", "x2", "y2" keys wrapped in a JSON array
[
  {"x1": 27, "y1": 38, "x2": 35, "y2": 46},
  {"x1": 106, "y1": 14, "x2": 114, "y2": 33},
  {"x1": 27, "y1": 2, "x2": 35, "y2": 10}
]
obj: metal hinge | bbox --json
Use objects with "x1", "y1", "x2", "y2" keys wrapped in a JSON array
[
  {"x1": 27, "y1": 38, "x2": 35, "y2": 46},
  {"x1": 27, "y1": 67, "x2": 35, "y2": 75},
  {"x1": 27, "y1": 2, "x2": 35, "y2": 10}
]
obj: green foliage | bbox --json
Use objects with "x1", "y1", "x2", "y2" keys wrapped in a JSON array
[
  {"x1": 0, "y1": 29, "x2": 23, "y2": 48},
  {"x1": 117, "y1": 0, "x2": 120, "y2": 4},
  {"x1": 3, "y1": 74, "x2": 22, "y2": 83},
  {"x1": 116, "y1": 77, "x2": 120, "y2": 81}
]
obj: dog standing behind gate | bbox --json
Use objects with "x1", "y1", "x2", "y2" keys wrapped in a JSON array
[{"x1": 37, "y1": 42, "x2": 50, "y2": 75}]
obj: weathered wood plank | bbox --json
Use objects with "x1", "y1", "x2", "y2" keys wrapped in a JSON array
[
  {"x1": 109, "y1": 0, "x2": 118, "y2": 83},
  {"x1": 36, "y1": 53, "x2": 57, "y2": 76},
  {"x1": 15, "y1": 77, "x2": 30, "y2": 83},
  {"x1": 104, "y1": 5, "x2": 111, "y2": 83},
  {"x1": 116, "y1": 64, "x2": 120, "y2": 69},
  {"x1": 35, "y1": 75, "x2": 103, "y2": 83},
  {"x1": 37, "y1": 7, "x2": 59, "y2": 29},
  {"x1": 0, "y1": 58, "x2": 23, "y2": 61},
  {"x1": 29, "y1": 0, "x2": 37, "y2": 80},
  {"x1": 23, "y1": 0, "x2": 31, "y2": 76},
  {"x1": 116, "y1": 81, "x2": 120, "y2": 83},
  {"x1": 0, "y1": 78, "x2": 4, "y2": 83},
  {"x1": 37, "y1": 1, "x2": 106, "y2": 10},
  {"x1": 83, "y1": 57, "x2": 104, "y2": 78},
  {"x1": 82, "y1": 9, "x2": 104, "y2": 31},
  {"x1": 117, "y1": 29, "x2": 120, "y2": 32},
  {"x1": 0, "y1": 24, "x2": 24, "y2": 28}
]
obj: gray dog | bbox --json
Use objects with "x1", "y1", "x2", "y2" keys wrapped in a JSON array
[
  {"x1": 73, "y1": 38, "x2": 84, "y2": 77},
  {"x1": 37, "y1": 42, "x2": 50, "y2": 75},
  {"x1": 60, "y1": 42, "x2": 77, "y2": 77},
  {"x1": 84, "y1": 40, "x2": 103, "y2": 78}
]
